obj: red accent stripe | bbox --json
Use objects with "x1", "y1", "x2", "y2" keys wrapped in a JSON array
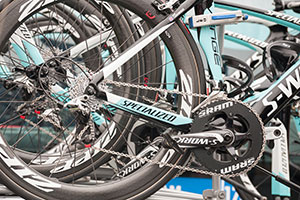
[
  {"x1": 35, "y1": 110, "x2": 41, "y2": 114},
  {"x1": 180, "y1": 19, "x2": 190, "y2": 35},
  {"x1": 0, "y1": 125, "x2": 22, "y2": 128},
  {"x1": 144, "y1": 77, "x2": 149, "y2": 87},
  {"x1": 85, "y1": 144, "x2": 91, "y2": 148},
  {"x1": 20, "y1": 115, "x2": 26, "y2": 119},
  {"x1": 155, "y1": 92, "x2": 159, "y2": 102},
  {"x1": 146, "y1": 11, "x2": 156, "y2": 19}
]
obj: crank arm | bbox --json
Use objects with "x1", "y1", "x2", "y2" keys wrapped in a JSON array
[
  {"x1": 172, "y1": 129, "x2": 234, "y2": 148},
  {"x1": 113, "y1": 145, "x2": 158, "y2": 178}
]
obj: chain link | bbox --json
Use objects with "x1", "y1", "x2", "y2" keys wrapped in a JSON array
[{"x1": 17, "y1": 95, "x2": 46, "y2": 113}]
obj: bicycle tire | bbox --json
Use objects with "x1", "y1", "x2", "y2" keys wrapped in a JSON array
[{"x1": 0, "y1": 0, "x2": 143, "y2": 183}]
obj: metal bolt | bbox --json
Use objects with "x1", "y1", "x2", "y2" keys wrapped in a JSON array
[
  {"x1": 224, "y1": 134, "x2": 232, "y2": 142},
  {"x1": 86, "y1": 86, "x2": 96, "y2": 95},
  {"x1": 165, "y1": 30, "x2": 171, "y2": 38},
  {"x1": 274, "y1": 129, "x2": 281, "y2": 137},
  {"x1": 48, "y1": 60, "x2": 56, "y2": 67},
  {"x1": 83, "y1": 95, "x2": 89, "y2": 101},
  {"x1": 218, "y1": 191, "x2": 226, "y2": 199}
]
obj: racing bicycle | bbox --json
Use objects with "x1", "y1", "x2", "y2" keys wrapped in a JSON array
[{"x1": 0, "y1": 0, "x2": 298, "y2": 199}]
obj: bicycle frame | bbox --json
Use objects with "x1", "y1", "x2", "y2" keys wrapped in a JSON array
[{"x1": 215, "y1": 0, "x2": 300, "y2": 75}]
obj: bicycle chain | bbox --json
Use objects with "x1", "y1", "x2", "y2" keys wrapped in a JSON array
[
  {"x1": 102, "y1": 79, "x2": 208, "y2": 98},
  {"x1": 19, "y1": 79, "x2": 265, "y2": 178},
  {"x1": 17, "y1": 94, "x2": 46, "y2": 113},
  {"x1": 93, "y1": 79, "x2": 266, "y2": 178}
]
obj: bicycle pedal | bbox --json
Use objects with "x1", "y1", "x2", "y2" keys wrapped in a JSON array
[
  {"x1": 187, "y1": 10, "x2": 248, "y2": 28},
  {"x1": 161, "y1": 128, "x2": 184, "y2": 154}
]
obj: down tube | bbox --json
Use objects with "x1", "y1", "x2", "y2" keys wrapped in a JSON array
[{"x1": 252, "y1": 59, "x2": 300, "y2": 124}]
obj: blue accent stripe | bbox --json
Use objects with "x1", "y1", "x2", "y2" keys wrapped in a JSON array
[
  {"x1": 256, "y1": 59, "x2": 300, "y2": 102},
  {"x1": 212, "y1": 14, "x2": 236, "y2": 20},
  {"x1": 198, "y1": 4, "x2": 223, "y2": 81},
  {"x1": 91, "y1": 112, "x2": 105, "y2": 126},
  {"x1": 51, "y1": 90, "x2": 71, "y2": 103},
  {"x1": 165, "y1": 47, "x2": 176, "y2": 90},
  {"x1": 188, "y1": 17, "x2": 194, "y2": 28},
  {"x1": 243, "y1": 90, "x2": 267, "y2": 103},
  {"x1": 199, "y1": 25, "x2": 223, "y2": 81},
  {"x1": 0, "y1": 65, "x2": 12, "y2": 78}
]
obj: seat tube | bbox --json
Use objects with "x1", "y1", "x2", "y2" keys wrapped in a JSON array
[{"x1": 197, "y1": 3, "x2": 223, "y2": 87}]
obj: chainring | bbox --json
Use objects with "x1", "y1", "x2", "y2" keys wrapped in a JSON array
[{"x1": 191, "y1": 98, "x2": 265, "y2": 176}]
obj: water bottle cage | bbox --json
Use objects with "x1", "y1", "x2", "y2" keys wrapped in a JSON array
[{"x1": 263, "y1": 40, "x2": 300, "y2": 82}]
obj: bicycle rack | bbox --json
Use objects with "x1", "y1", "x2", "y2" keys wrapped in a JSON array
[
  {"x1": 147, "y1": 188, "x2": 203, "y2": 199},
  {"x1": 0, "y1": 184, "x2": 204, "y2": 200}
]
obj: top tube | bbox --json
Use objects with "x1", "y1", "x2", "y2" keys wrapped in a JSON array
[{"x1": 215, "y1": 0, "x2": 300, "y2": 31}]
